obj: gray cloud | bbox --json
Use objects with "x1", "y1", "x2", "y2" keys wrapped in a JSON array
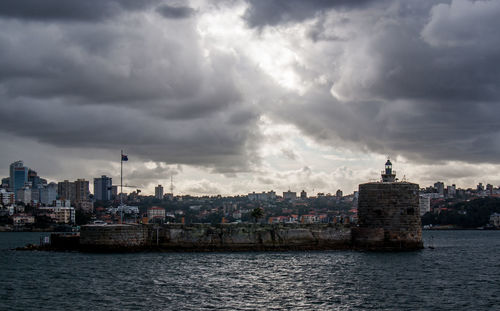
[
  {"x1": 0, "y1": 9, "x2": 262, "y2": 173},
  {"x1": 281, "y1": 148, "x2": 298, "y2": 161},
  {"x1": 243, "y1": 0, "x2": 375, "y2": 28},
  {"x1": 126, "y1": 164, "x2": 181, "y2": 188},
  {"x1": 1, "y1": 0, "x2": 500, "y2": 192},
  {"x1": 185, "y1": 181, "x2": 223, "y2": 195},
  {"x1": 156, "y1": 4, "x2": 195, "y2": 19},
  {"x1": 0, "y1": 0, "x2": 158, "y2": 22},
  {"x1": 268, "y1": 0, "x2": 500, "y2": 164}
]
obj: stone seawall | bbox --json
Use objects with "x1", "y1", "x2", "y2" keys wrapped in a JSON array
[
  {"x1": 79, "y1": 223, "x2": 351, "y2": 252},
  {"x1": 150, "y1": 223, "x2": 351, "y2": 251},
  {"x1": 80, "y1": 224, "x2": 148, "y2": 251},
  {"x1": 77, "y1": 219, "x2": 422, "y2": 252}
]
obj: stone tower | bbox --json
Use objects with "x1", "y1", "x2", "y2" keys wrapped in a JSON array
[{"x1": 353, "y1": 160, "x2": 423, "y2": 250}]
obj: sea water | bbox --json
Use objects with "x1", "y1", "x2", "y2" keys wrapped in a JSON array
[{"x1": 1, "y1": 231, "x2": 499, "y2": 310}]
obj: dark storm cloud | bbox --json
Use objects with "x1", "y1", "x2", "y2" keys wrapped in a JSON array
[
  {"x1": 156, "y1": 4, "x2": 195, "y2": 19},
  {"x1": 0, "y1": 7, "x2": 262, "y2": 173},
  {"x1": 270, "y1": 0, "x2": 500, "y2": 164},
  {"x1": 243, "y1": 0, "x2": 374, "y2": 27},
  {"x1": 0, "y1": 0, "x2": 158, "y2": 21},
  {"x1": 2, "y1": 0, "x2": 500, "y2": 182}
]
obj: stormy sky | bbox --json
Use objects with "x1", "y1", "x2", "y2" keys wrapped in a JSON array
[{"x1": 1, "y1": 0, "x2": 500, "y2": 195}]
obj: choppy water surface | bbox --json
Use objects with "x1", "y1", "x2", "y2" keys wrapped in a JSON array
[{"x1": 1, "y1": 231, "x2": 499, "y2": 310}]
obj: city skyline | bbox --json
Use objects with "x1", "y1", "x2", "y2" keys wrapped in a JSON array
[
  {"x1": 1, "y1": 0, "x2": 500, "y2": 195},
  {"x1": 0, "y1": 158, "x2": 496, "y2": 197}
]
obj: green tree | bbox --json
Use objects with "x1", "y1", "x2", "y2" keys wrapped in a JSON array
[
  {"x1": 251, "y1": 207, "x2": 264, "y2": 223},
  {"x1": 75, "y1": 211, "x2": 92, "y2": 225}
]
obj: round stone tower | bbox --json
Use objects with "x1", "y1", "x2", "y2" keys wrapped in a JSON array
[{"x1": 353, "y1": 160, "x2": 423, "y2": 250}]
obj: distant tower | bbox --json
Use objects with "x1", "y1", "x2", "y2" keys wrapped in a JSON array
[
  {"x1": 170, "y1": 175, "x2": 174, "y2": 195},
  {"x1": 300, "y1": 190, "x2": 307, "y2": 199},
  {"x1": 93, "y1": 175, "x2": 112, "y2": 201},
  {"x1": 155, "y1": 185, "x2": 164, "y2": 200},
  {"x1": 336, "y1": 189, "x2": 343, "y2": 199},
  {"x1": 9, "y1": 161, "x2": 28, "y2": 199}
]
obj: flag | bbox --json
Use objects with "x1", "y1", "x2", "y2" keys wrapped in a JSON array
[{"x1": 121, "y1": 154, "x2": 128, "y2": 161}]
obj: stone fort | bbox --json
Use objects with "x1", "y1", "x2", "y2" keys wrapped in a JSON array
[{"x1": 52, "y1": 160, "x2": 424, "y2": 252}]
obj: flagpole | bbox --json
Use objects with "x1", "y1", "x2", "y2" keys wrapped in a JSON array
[
  {"x1": 120, "y1": 150, "x2": 123, "y2": 204},
  {"x1": 120, "y1": 149, "x2": 123, "y2": 223}
]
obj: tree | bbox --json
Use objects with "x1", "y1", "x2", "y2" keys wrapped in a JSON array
[
  {"x1": 251, "y1": 207, "x2": 264, "y2": 223},
  {"x1": 75, "y1": 210, "x2": 92, "y2": 225}
]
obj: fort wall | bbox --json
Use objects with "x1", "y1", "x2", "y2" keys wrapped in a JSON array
[
  {"x1": 353, "y1": 182, "x2": 423, "y2": 250},
  {"x1": 79, "y1": 224, "x2": 148, "y2": 251},
  {"x1": 79, "y1": 223, "x2": 351, "y2": 252}
]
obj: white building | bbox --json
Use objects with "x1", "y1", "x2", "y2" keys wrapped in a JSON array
[
  {"x1": 490, "y1": 213, "x2": 500, "y2": 227},
  {"x1": 12, "y1": 213, "x2": 35, "y2": 225},
  {"x1": 0, "y1": 189, "x2": 15, "y2": 205},
  {"x1": 248, "y1": 190, "x2": 276, "y2": 202},
  {"x1": 38, "y1": 206, "x2": 75, "y2": 224},
  {"x1": 419, "y1": 196, "x2": 431, "y2": 216},
  {"x1": 421, "y1": 192, "x2": 443, "y2": 199},
  {"x1": 116, "y1": 205, "x2": 139, "y2": 214},
  {"x1": 54, "y1": 200, "x2": 71, "y2": 207},
  {"x1": 300, "y1": 215, "x2": 319, "y2": 223},
  {"x1": 148, "y1": 207, "x2": 166, "y2": 220},
  {"x1": 16, "y1": 187, "x2": 31, "y2": 204},
  {"x1": 40, "y1": 183, "x2": 58, "y2": 205}
]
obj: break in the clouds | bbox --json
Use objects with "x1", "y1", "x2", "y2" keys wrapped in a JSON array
[
  {"x1": 262, "y1": 0, "x2": 500, "y2": 164},
  {"x1": 1, "y1": 0, "x2": 500, "y2": 194}
]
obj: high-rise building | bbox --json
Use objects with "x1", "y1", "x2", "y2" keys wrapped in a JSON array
[
  {"x1": 30, "y1": 188, "x2": 40, "y2": 203},
  {"x1": 28, "y1": 169, "x2": 40, "y2": 189},
  {"x1": 16, "y1": 187, "x2": 31, "y2": 204},
  {"x1": 447, "y1": 185, "x2": 456, "y2": 198},
  {"x1": 477, "y1": 183, "x2": 485, "y2": 192},
  {"x1": 74, "y1": 179, "x2": 90, "y2": 202},
  {"x1": 111, "y1": 186, "x2": 118, "y2": 199},
  {"x1": 419, "y1": 195, "x2": 431, "y2": 216},
  {"x1": 9, "y1": 161, "x2": 28, "y2": 199},
  {"x1": 486, "y1": 184, "x2": 494, "y2": 196},
  {"x1": 94, "y1": 175, "x2": 112, "y2": 201},
  {"x1": 58, "y1": 180, "x2": 75, "y2": 202},
  {"x1": 155, "y1": 185, "x2": 164, "y2": 200},
  {"x1": 283, "y1": 190, "x2": 297, "y2": 201},
  {"x1": 1, "y1": 177, "x2": 9, "y2": 188},
  {"x1": 300, "y1": 190, "x2": 307, "y2": 199},
  {"x1": 336, "y1": 189, "x2": 343, "y2": 199},
  {"x1": 434, "y1": 182, "x2": 444, "y2": 196},
  {"x1": 40, "y1": 183, "x2": 58, "y2": 205}
]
